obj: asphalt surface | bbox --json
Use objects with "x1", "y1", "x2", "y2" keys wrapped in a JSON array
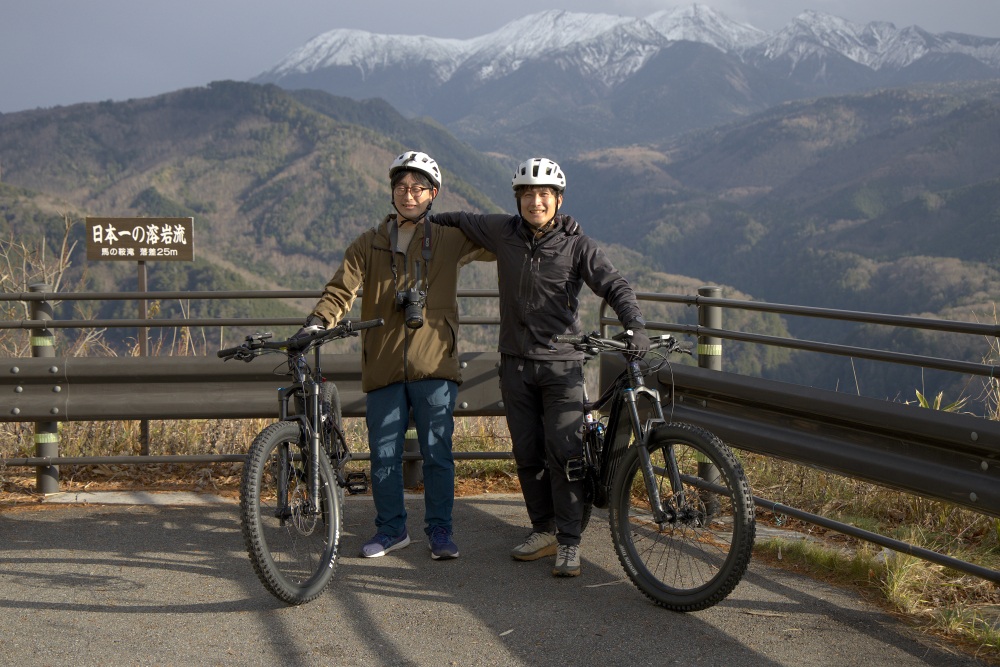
[{"x1": 0, "y1": 492, "x2": 991, "y2": 667}]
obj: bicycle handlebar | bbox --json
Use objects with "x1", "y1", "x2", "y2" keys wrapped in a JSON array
[
  {"x1": 217, "y1": 318, "x2": 384, "y2": 361},
  {"x1": 552, "y1": 331, "x2": 690, "y2": 356}
]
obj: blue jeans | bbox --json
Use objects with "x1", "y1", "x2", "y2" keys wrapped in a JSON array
[{"x1": 365, "y1": 379, "x2": 457, "y2": 538}]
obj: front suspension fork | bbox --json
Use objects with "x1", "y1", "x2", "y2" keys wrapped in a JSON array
[
  {"x1": 307, "y1": 380, "x2": 322, "y2": 510},
  {"x1": 625, "y1": 386, "x2": 679, "y2": 525}
]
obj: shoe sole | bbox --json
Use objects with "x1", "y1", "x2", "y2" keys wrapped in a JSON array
[
  {"x1": 552, "y1": 565, "x2": 581, "y2": 577},
  {"x1": 511, "y1": 543, "x2": 558, "y2": 561},
  {"x1": 429, "y1": 547, "x2": 460, "y2": 561},
  {"x1": 360, "y1": 534, "x2": 411, "y2": 558}
]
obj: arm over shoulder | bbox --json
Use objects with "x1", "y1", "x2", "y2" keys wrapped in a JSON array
[{"x1": 429, "y1": 211, "x2": 506, "y2": 252}]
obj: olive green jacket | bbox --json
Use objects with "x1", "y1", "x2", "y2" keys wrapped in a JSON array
[{"x1": 310, "y1": 214, "x2": 493, "y2": 393}]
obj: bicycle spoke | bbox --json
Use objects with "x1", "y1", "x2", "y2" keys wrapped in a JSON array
[
  {"x1": 241, "y1": 422, "x2": 341, "y2": 605},
  {"x1": 610, "y1": 423, "x2": 754, "y2": 611}
]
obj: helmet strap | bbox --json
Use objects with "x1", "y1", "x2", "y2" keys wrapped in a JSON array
[{"x1": 392, "y1": 194, "x2": 434, "y2": 224}]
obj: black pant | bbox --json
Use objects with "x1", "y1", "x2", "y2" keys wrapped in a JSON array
[{"x1": 500, "y1": 355, "x2": 585, "y2": 546}]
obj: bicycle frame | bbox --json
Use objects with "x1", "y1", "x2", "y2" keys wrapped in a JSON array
[
  {"x1": 596, "y1": 357, "x2": 682, "y2": 524},
  {"x1": 220, "y1": 318, "x2": 382, "y2": 605},
  {"x1": 569, "y1": 331, "x2": 755, "y2": 610},
  {"x1": 219, "y1": 318, "x2": 381, "y2": 520},
  {"x1": 273, "y1": 346, "x2": 326, "y2": 517}
]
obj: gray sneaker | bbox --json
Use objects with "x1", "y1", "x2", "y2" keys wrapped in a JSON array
[
  {"x1": 552, "y1": 544, "x2": 581, "y2": 577},
  {"x1": 510, "y1": 531, "x2": 558, "y2": 561}
]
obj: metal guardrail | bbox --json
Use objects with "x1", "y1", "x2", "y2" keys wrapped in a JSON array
[
  {"x1": 3, "y1": 285, "x2": 1000, "y2": 582},
  {"x1": 595, "y1": 288, "x2": 1000, "y2": 584},
  {"x1": 1, "y1": 352, "x2": 503, "y2": 422},
  {"x1": 600, "y1": 292, "x2": 1000, "y2": 514},
  {"x1": 603, "y1": 356, "x2": 1000, "y2": 517},
  {"x1": 661, "y1": 365, "x2": 1000, "y2": 584}
]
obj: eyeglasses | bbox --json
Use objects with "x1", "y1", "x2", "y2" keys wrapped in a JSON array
[{"x1": 394, "y1": 185, "x2": 430, "y2": 198}]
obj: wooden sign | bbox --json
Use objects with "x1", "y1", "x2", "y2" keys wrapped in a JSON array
[{"x1": 86, "y1": 217, "x2": 194, "y2": 262}]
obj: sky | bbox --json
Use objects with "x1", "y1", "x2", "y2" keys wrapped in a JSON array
[{"x1": 3, "y1": 0, "x2": 1000, "y2": 114}]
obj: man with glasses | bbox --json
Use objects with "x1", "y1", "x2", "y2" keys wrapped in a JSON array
[
  {"x1": 297, "y1": 151, "x2": 492, "y2": 560},
  {"x1": 431, "y1": 157, "x2": 648, "y2": 577}
]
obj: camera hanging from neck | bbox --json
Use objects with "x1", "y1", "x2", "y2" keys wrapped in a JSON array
[{"x1": 389, "y1": 218, "x2": 432, "y2": 329}]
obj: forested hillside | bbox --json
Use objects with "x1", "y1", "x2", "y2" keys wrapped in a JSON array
[{"x1": 4, "y1": 79, "x2": 997, "y2": 401}]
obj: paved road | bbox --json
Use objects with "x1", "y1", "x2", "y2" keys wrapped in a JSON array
[{"x1": 0, "y1": 492, "x2": 990, "y2": 667}]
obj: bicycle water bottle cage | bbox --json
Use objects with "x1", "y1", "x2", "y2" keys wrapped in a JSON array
[{"x1": 565, "y1": 456, "x2": 587, "y2": 482}]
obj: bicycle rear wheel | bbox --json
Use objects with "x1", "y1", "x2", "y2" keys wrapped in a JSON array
[
  {"x1": 609, "y1": 422, "x2": 755, "y2": 611},
  {"x1": 321, "y1": 382, "x2": 349, "y2": 505},
  {"x1": 240, "y1": 420, "x2": 342, "y2": 605}
]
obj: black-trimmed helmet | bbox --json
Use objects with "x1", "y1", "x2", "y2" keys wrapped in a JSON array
[
  {"x1": 390, "y1": 151, "x2": 442, "y2": 189},
  {"x1": 511, "y1": 157, "x2": 566, "y2": 192}
]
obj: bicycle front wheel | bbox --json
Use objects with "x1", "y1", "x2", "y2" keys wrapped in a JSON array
[
  {"x1": 608, "y1": 422, "x2": 755, "y2": 611},
  {"x1": 240, "y1": 421, "x2": 342, "y2": 605}
]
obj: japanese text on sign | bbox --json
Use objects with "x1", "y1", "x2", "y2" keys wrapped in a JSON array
[{"x1": 86, "y1": 217, "x2": 195, "y2": 262}]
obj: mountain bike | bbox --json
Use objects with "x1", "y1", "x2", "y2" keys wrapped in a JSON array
[
  {"x1": 556, "y1": 330, "x2": 755, "y2": 612},
  {"x1": 217, "y1": 318, "x2": 382, "y2": 604}
]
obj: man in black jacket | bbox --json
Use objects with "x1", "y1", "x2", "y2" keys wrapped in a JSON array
[{"x1": 431, "y1": 157, "x2": 649, "y2": 577}]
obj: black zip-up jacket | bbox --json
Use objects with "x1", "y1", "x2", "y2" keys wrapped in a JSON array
[{"x1": 431, "y1": 212, "x2": 644, "y2": 361}]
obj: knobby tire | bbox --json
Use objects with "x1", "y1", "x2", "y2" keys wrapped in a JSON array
[
  {"x1": 608, "y1": 422, "x2": 755, "y2": 611},
  {"x1": 240, "y1": 420, "x2": 342, "y2": 605}
]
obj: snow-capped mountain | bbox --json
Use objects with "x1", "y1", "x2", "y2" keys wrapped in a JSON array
[
  {"x1": 259, "y1": 5, "x2": 1000, "y2": 86},
  {"x1": 264, "y1": 10, "x2": 664, "y2": 88},
  {"x1": 458, "y1": 12, "x2": 672, "y2": 87},
  {"x1": 263, "y1": 30, "x2": 470, "y2": 84},
  {"x1": 645, "y1": 4, "x2": 767, "y2": 53},
  {"x1": 749, "y1": 10, "x2": 1000, "y2": 71},
  {"x1": 253, "y1": 4, "x2": 1000, "y2": 155}
]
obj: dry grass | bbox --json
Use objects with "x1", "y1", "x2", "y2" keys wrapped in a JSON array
[
  {"x1": 745, "y1": 452, "x2": 1000, "y2": 661},
  {"x1": 0, "y1": 413, "x2": 519, "y2": 502}
]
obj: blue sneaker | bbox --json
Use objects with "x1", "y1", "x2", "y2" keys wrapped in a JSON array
[
  {"x1": 428, "y1": 526, "x2": 459, "y2": 560},
  {"x1": 360, "y1": 530, "x2": 410, "y2": 558}
]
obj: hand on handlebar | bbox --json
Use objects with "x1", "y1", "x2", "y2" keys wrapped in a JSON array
[
  {"x1": 292, "y1": 315, "x2": 325, "y2": 341},
  {"x1": 624, "y1": 325, "x2": 650, "y2": 361}
]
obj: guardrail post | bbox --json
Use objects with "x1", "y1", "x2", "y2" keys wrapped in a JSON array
[
  {"x1": 697, "y1": 286, "x2": 722, "y2": 371},
  {"x1": 696, "y1": 286, "x2": 722, "y2": 491},
  {"x1": 29, "y1": 283, "x2": 59, "y2": 495},
  {"x1": 137, "y1": 260, "x2": 151, "y2": 455}
]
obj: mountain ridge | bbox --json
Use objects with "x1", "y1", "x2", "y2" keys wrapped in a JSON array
[
  {"x1": 259, "y1": 6, "x2": 1000, "y2": 86},
  {"x1": 253, "y1": 5, "x2": 1000, "y2": 156}
]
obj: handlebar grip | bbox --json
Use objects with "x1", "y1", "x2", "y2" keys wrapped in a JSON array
[
  {"x1": 289, "y1": 316, "x2": 385, "y2": 350},
  {"x1": 349, "y1": 318, "x2": 384, "y2": 331},
  {"x1": 217, "y1": 345, "x2": 243, "y2": 359}
]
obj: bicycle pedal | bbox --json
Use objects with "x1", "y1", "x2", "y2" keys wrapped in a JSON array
[
  {"x1": 564, "y1": 456, "x2": 587, "y2": 482},
  {"x1": 345, "y1": 471, "x2": 369, "y2": 495}
]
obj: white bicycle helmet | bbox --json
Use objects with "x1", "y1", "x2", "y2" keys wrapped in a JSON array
[
  {"x1": 389, "y1": 151, "x2": 442, "y2": 189},
  {"x1": 511, "y1": 157, "x2": 566, "y2": 192}
]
